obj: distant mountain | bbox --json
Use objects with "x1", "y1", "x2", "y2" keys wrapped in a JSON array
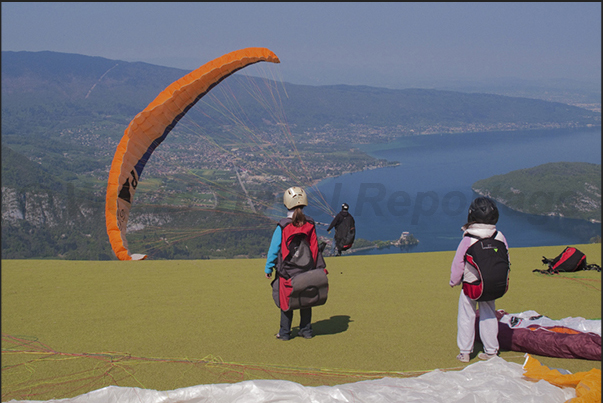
[
  {"x1": 281, "y1": 83, "x2": 600, "y2": 130},
  {"x1": 2, "y1": 51, "x2": 601, "y2": 259},
  {"x1": 3, "y1": 50, "x2": 599, "y2": 133},
  {"x1": 472, "y1": 162, "x2": 601, "y2": 222},
  {"x1": 3, "y1": 50, "x2": 600, "y2": 185},
  {"x1": 397, "y1": 76, "x2": 601, "y2": 108}
]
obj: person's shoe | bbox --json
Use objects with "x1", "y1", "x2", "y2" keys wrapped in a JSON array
[
  {"x1": 456, "y1": 353, "x2": 470, "y2": 363},
  {"x1": 275, "y1": 333, "x2": 290, "y2": 341},
  {"x1": 478, "y1": 352, "x2": 497, "y2": 360},
  {"x1": 298, "y1": 332, "x2": 313, "y2": 339}
]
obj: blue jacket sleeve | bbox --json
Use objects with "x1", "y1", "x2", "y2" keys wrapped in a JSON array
[{"x1": 265, "y1": 226, "x2": 282, "y2": 274}]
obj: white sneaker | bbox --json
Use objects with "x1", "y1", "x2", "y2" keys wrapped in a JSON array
[
  {"x1": 478, "y1": 352, "x2": 497, "y2": 360},
  {"x1": 456, "y1": 353, "x2": 470, "y2": 363}
]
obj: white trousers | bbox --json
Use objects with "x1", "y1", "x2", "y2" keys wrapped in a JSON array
[{"x1": 457, "y1": 291, "x2": 499, "y2": 355}]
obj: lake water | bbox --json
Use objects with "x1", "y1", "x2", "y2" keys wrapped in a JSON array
[{"x1": 304, "y1": 127, "x2": 601, "y2": 255}]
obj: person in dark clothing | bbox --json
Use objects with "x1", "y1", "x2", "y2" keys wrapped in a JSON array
[{"x1": 327, "y1": 203, "x2": 355, "y2": 256}]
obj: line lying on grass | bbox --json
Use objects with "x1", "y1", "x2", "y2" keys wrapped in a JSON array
[{"x1": 3, "y1": 334, "x2": 522, "y2": 401}]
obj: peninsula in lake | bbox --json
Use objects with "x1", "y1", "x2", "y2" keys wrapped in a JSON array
[{"x1": 472, "y1": 162, "x2": 601, "y2": 222}]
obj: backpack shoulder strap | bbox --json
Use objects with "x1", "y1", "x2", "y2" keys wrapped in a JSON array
[
  {"x1": 280, "y1": 217, "x2": 316, "y2": 228},
  {"x1": 464, "y1": 231, "x2": 498, "y2": 241},
  {"x1": 306, "y1": 217, "x2": 316, "y2": 226},
  {"x1": 278, "y1": 217, "x2": 292, "y2": 229}
]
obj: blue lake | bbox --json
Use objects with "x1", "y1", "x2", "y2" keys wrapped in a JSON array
[{"x1": 303, "y1": 127, "x2": 601, "y2": 255}]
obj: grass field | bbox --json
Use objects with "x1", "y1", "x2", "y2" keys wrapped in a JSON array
[{"x1": 2, "y1": 243, "x2": 601, "y2": 401}]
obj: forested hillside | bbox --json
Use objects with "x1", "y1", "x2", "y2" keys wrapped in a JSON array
[
  {"x1": 472, "y1": 162, "x2": 601, "y2": 222},
  {"x1": 1, "y1": 146, "x2": 112, "y2": 259}
]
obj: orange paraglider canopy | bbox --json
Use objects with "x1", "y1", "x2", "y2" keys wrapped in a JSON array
[{"x1": 105, "y1": 48, "x2": 280, "y2": 260}]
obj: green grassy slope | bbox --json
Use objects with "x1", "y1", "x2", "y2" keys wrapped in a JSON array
[{"x1": 2, "y1": 244, "x2": 601, "y2": 401}]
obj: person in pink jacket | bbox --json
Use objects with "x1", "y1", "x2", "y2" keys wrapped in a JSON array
[{"x1": 450, "y1": 197, "x2": 509, "y2": 363}]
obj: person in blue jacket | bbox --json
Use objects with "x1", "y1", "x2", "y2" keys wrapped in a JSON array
[{"x1": 265, "y1": 186, "x2": 327, "y2": 340}]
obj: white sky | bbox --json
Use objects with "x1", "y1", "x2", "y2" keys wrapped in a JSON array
[{"x1": 2, "y1": 2, "x2": 601, "y2": 88}]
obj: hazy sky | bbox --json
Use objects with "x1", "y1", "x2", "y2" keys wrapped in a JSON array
[{"x1": 2, "y1": 2, "x2": 601, "y2": 88}]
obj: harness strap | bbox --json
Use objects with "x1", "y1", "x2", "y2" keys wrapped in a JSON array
[{"x1": 464, "y1": 231, "x2": 498, "y2": 240}]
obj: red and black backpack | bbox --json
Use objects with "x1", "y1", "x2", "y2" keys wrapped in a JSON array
[
  {"x1": 271, "y1": 217, "x2": 328, "y2": 311},
  {"x1": 277, "y1": 218, "x2": 318, "y2": 278},
  {"x1": 534, "y1": 247, "x2": 600, "y2": 274},
  {"x1": 462, "y1": 232, "x2": 510, "y2": 301}
]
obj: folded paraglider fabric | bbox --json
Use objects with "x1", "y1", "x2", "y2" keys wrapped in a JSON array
[
  {"x1": 6, "y1": 357, "x2": 577, "y2": 403},
  {"x1": 523, "y1": 354, "x2": 601, "y2": 403},
  {"x1": 494, "y1": 310, "x2": 601, "y2": 361}
]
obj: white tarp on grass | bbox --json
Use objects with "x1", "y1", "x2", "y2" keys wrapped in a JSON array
[
  {"x1": 8, "y1": 357, "x2": 575, "y2": 403},
  {"x1": 499, "y1": 310, "x2": 601, "y2": 335}
]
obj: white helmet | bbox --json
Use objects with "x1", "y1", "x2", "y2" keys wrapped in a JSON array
[{"x1": 283, "y1": 186, "x2": 308, "y2": 210}]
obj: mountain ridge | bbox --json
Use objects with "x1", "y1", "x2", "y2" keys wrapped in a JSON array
[
  {"x1": 2, "y1": 50, "x2": 600, "y2": 259},
  {"x1": 3, "y1": 50, "x2": 600, "y2": 131}
]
